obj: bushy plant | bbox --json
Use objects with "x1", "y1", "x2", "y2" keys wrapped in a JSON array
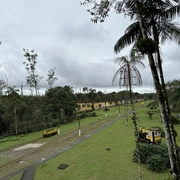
[
  {"x1": 133, "y1": 144, "x2": 170, "y2": 172},
  {"x1": 146, "y1": 154, "x2": 167, "y2": 172},
  {"x1": 133, "y1": 144, "x2": 154, "y2": 163}
]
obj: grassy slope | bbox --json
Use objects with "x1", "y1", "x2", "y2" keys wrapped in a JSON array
[{"x1": 34, "y1": 102, "x2": 176, "y2": 180}]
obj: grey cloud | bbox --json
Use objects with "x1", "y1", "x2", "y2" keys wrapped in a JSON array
[{"x1": 0, "y1": 1, "x2": 179, "y2": 94}]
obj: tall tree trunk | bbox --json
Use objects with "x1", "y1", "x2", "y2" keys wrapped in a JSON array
[
  {"x1": 156, "y1": 42, "x2": 180, "y2": 178},
  {"x1": 133, "y1": 0, "x2": 180, "y2": 179},
  {"x1": 153, "y1": 13, "x2": 180, "y2": 179},
  {"x1": 152, "y1": 19, "x2": 178, "y2": 148},
  {"x1": 128, "y1": 64, "x2": 142, "y2": 180}
]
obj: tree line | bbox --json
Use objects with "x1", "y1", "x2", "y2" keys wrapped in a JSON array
[
  {"x1": 0, "y1": 84, "x2": 156, "y2": 138},
  {"x1": 0, "y1": 79, "x2": 180, "y2": 138}
]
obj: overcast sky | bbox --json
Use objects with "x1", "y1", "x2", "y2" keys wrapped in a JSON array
[{"x1": 0, "y1": 0, "x2": 180, "y2": 95}]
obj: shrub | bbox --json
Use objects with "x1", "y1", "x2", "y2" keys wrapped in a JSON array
[
  {"x1": 133, "y1": 144, "x2": 154, "y2": 163},
  {"x1": 146, "y1": 154, "x2": 167, "y2": 172},
  {"x1": 133, "y1": 144, "x2": 170, "y2": 172}
]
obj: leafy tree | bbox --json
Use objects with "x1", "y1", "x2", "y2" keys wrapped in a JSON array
[
  {"x1": 166, "y1": 80, "x2": 180, "y2": 110},
  {"x1": 44, "y1": 86, "x2": 77, "y2": 124},
  {"x1": 47, "y1": 67, "x2": 58, "y2": 89},
  {"x1": 96, "y1": 91, "x2": 104, "y2": 102},
  {"x1": 23, "y1": 49, "x2": 43, "y2": 96}
]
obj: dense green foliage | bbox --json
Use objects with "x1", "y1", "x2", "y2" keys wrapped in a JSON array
[
  {"x1": 0, "y1": 86, "x2": 78, "y2": 137},
  {"x1": 0, "y1": 87, "x2": 149, "y2": 137},
  {"x1": 166, "y1": 80, "x2": 180, "y2": 112},
  {"x1": 1, "y1": 79, "x2": 180, "y2": 138},
  {"x1": 133, "y1": 143, "x2": 170, "y2": 172}
]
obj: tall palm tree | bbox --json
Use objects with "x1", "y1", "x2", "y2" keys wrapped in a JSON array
[
  {"x1": 114, "y1": 1, "x2": 180, "y2": 178},
  {"x1": 132, "y1": 0, "x2": 180, "y2": 178},
  {"x1": 113, "y1": 55, "x2": 145, "y2": 180},
  {"x1": 81, "y1": 0, "x2": 180, "y2": 178}
]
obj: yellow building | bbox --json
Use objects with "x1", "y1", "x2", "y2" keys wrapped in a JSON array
[{"x1": 77, "y1": 101, "x2": 120, "y2": 111}]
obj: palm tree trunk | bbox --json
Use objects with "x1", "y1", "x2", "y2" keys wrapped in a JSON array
[
  {"x1": 133, "y1": 0, "x2": 180, "y2": 179},
  {"x1": 128, "y1": 64, "x2": 142, "y2": 180},
  {"x1": 156, "y1": 47, "x2": 180, "y2": 177}
]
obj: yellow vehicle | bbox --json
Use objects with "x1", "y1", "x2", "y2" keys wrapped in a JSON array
[
  {"x1": 43, "y1": 128, "x2": 58, "y2": 138},
  {"x1": 138, "y1": 127, "x2": 161, "y2": 144}
]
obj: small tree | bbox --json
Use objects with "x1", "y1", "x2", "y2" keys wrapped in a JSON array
[
  {"x1": 47, "y1": 67, "x2": 58, "y2": 89},
  {"x1": 23, "y1": 49, "x2": 43, "y2": 96}
]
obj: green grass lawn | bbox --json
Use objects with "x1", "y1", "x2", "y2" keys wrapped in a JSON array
[
  {"x1": 9, "y1": 173, "x2": 23, "y2": 180},
  {"x1": 2, "y1": 101, "x2": 180, "y2": 180},
  {"x1": 34, "y1": 102, "x2": 176, "y2": 180}
]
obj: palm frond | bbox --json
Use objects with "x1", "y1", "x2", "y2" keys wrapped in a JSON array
[
  {"x1": 114, "y1": 22, "x2": 140, "y2": 54},
  {"x1": 160, "y1": 21, "x2": 180, "y2": 44},
  {"x1": 163, "y1": 4, "x2": 180, "y2": 21},
  {"x1": 112, "y1": 67, "x2": 124, "y2": 87},
  {"x1": 113, "y1": 55, "x2": 145, "y2": 88},
  {"x1": 114, "y1": 56, "x2": 128, "y2": 65},
  {"x1": 132, "y1": 66, "x2": 143, "y2": 86}
]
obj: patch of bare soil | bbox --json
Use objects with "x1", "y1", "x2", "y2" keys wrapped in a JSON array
[{"x1": 0, "y1": 116, "x2": 119, "y2": 179}]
